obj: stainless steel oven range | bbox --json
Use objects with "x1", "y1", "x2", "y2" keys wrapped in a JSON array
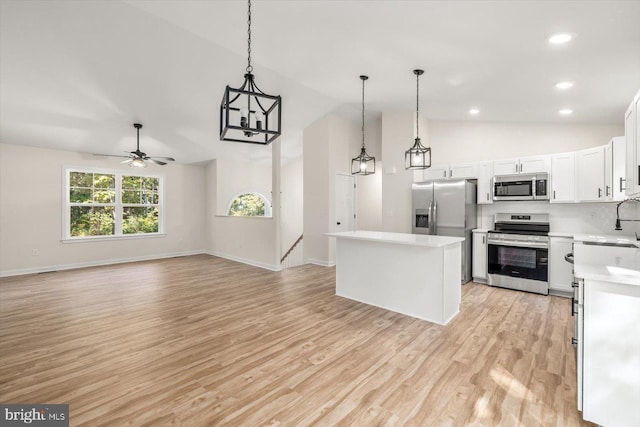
[{"x1": 487, "y1": 213, "x2": 550, "y2": 295}]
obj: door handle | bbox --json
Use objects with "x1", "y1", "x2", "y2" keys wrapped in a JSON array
[
  {"x1": 432, "y1": 201, "x2": 438, "y2": 234},
  {"x1": 486, "y1": 192, "x2": 489, "y2": 201},
  {"x1": 336, "y1": 222, "x2": 341, "y2": 225},
  {"x1": 606, "y1": 185, "x2": 610, "y2": 197},
  {"x1": 620, "y1": 177, "x2": 626, "y2": 191},
  {"x1": 598, "y1": 187, "x2": 602, "y2": 198},
  {"x1": 482, "y1": 235, "x2": 485, "y2": 244},
  {"x1": 553, "y1": 190, "x2": 556, "y2": 200}
]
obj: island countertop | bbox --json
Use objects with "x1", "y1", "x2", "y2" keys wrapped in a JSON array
[{"x1": 325, "y1": 230, "x2": 465, "y2": 248}]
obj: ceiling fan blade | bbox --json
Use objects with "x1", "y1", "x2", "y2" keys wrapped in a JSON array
[
  {"x1": 93, "y1": 153, "x2": 133, "y2": 159},
  {"x1": 120, "y1": 158, "x2": 133, "y2": 164},
  {"x1": 149, "y1": 156, "x2": 175, "y2": 162},
  {"x1": 146, "y1": 158, "x2": 167, "y2": 166}
]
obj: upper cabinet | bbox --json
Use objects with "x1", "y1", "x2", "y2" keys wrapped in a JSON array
[
  {"x1": 477, "y1": 161, "x2": 493, "y2": 205},
  {"x1": 577, "y1": 146, "x2": 606, "y2": 202},
  {"x1": 625, "y1": 89, "x2": 640, "y2": 197},
  {"x1": 493, "y1": 155, "x2": 550, "y2": 176},
  {"x1": 551, "y1": 152, "x2": 576, "y2": 203},
  {"x1": 605, "y1": 137, "x2": 626, "y2": 202},
  {"x1": 416, "y1": 162, "x2": 479, "y2": 182}
]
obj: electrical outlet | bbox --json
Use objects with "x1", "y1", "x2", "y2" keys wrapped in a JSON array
[{"x1": 31, "y1": 249, "x2": 39, "y2": 256}]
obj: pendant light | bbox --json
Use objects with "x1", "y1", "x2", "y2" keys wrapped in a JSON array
[
  {"x1": 405, "y1": 69, "x2": 431, "y2": 169},
  {"x1": 220, "y1": 0, "x2": 281, "y2": 145},
  {"x1": 351, "y1": 75, "x2": 375, "y2": 175}
]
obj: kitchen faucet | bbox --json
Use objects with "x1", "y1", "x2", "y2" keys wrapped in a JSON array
[{"x1": 615, "y1": 198, "x2": 640, "y2": 239}]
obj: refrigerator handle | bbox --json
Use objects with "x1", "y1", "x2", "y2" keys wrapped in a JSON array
[
  {"x1": 432, "y1": 201, "x2": 438, "y2": 234},
  {"x1": 428, "y1": 201, "x2": 433, "y2": 233}
]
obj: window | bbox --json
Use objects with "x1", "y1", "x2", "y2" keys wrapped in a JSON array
[
  {"x1": 65, "y1": 168, "x2": 163, "y2": 240},
  {"x1": 227, "y1": 193, "x2": 271, "y2": 217}
]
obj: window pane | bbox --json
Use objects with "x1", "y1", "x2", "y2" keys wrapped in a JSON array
[
  {"x1": 122, "y1": 176, "x2": 141, "y2": 189},
  {"x1": 229, "y1": 193, "x2": 266, "y2": 217},
  {"x1": 123, "y1": 207, "x2": 159, "y2": 234},
  {"x1": 142, "y1": 191, "x2": 158, "y2": 204},
  {"x1": 70, "y1": 206, "x2": 115, "y2": 236},
  {"x1": 70, "y1": 172, "x2": 92, "y2": 187},
  {"x1": 70, "y1": 188, "x2": 92, "y2": 203},
  {"x1": 122, "y1": 190, "x2": 141, "y2": 204},
  {"x1": 94, "y1": 190, "x2": 116, "y2": 203},
  {"x1": 142, "y1": 177, "x2": 159, "y2": 190},
  {"x1": 93, "y1": 174, "x2": 115, "y2": 189}
]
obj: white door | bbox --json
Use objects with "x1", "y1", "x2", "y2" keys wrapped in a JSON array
[
  {"x1": 477, "y1": 161, "x2": 493, "y2": 204},
  {"x1": 421, "y1": 165, "x2": 449, "y2": 181},
  {"x1": 493, "y1": 158, "x2": 519, "y2": 175},
  {"x1": 449, "y1": 162, "x2": 478, "y2": 179},
  {"x1": 472, "y1": 231, "x2": 487, "y2": 281},
  {"x1": 551, "y1": 152, "x2": 576, "y2": 203},
  {"x1": 335, "y1": 174, "x2": 355, "y2": 232},
  {"x1": 520, "y1": 155, "x2": 551, "y2": 174}
]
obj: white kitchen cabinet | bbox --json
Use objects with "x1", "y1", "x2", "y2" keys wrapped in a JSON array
[
  {"x1": 477, "y1": 161, "x2": 493, "y2": 204},
  {"x1": 449, "y1": 162, "x2": 478, "y2": 179},
  {"x1": 605, "y1": 136, "x2": 626, "y2": 201},
  {"x1": 548, "y1": 236, "x2": 573, "y2": 293},
  {"x1": 550, "y1": 152, "x2": 576, "y2": 203},
  {"x1": 577, "y1": 146, "x2": 606, "y2": 202},
  {"x1": 420, "y1": 165, "x2": 449, "y2": 181},
  {"x1": 493, "y1": 155, "x2": 550, "y2": 175},
  {"x1": 417, "y1": 163, "x2": 479, "y2": 182},
  {"x1": 625, "y1": 89, "x2": 640, "y2": 197},
  {"x1": 472, "y1": 230, "x2": 487, "y2": 283}
]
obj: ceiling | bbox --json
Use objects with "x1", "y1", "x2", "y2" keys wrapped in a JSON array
[{"x1": 1, "y1": 0, "x2": 639, "y2": 165}]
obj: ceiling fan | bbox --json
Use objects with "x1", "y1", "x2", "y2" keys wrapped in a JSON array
[{"x1": 94, "y1": 123, "x2": 175, "y2": 167}]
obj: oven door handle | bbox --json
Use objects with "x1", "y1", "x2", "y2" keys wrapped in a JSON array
[{"x1": 487, "y1": 239, "x2": 549, "y2": 249}]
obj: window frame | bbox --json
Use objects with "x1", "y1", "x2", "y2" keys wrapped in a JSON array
[
  {"x1": 226, "y1": 192, "x2": 272, "y2": 217},
  {"x1": 62, "y1": 167, "x2": 165, "y2": 242}
]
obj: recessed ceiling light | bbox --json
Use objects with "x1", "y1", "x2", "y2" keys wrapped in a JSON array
[
  {"x1": 555, "y1": 81, "x2": 574, "y2": 89},
  {"x1": 549, "y1": 33, "x2": 573, "y2": 44},
  {"x1": 559, "y1": 109, "x2": 573, "y2": 116},
  {"x1": 469, "y1": 108, "x2": 480, "y2": 115}
]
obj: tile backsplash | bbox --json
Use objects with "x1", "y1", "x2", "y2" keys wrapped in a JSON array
[{"x1": 478, "y1": 201, "x2": 640, "y2": 237}]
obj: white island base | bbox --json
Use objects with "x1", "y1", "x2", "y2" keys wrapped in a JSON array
[{"x1": 326, "y1": 231, "x2": 464, "y2": 325}]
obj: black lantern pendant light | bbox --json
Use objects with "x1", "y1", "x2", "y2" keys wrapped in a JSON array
[
  {"x1": 351, "y1": 75, "x2": 375, "y2": 175},
  {"x1": 220, "y1": 0, "x2": 281, "y2": 145},
  {"x1": 405, "y1": 69, "x2": 431, "y2": 169}
]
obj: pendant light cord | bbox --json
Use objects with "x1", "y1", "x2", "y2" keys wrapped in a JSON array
[
  {"x1": 246, "y1": 0, "x2": 253, "y2": 74},
  {"x1": 415, "y1": 71, "x2": 419, "y2": 139},
  {"x1": 362, "y1": 77, "x2": 365, "y2": 149}
]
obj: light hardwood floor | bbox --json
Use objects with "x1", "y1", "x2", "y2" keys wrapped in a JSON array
[{"x1": 0, "y1": 255, "x2": 594, "y2": 426}]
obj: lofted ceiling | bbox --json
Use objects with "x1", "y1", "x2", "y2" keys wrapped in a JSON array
[{"x1": 1, "y1": 0, "x2": 639, "y2": 165}]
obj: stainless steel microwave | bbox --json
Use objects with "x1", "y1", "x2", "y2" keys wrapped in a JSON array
[{"x1": 493, "y1": 173, "x2": 549, "y2": 201}]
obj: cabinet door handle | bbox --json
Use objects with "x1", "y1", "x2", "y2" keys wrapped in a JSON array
[
  {"x1": 443, "y1": 170, "x2": 446, "y2": 178},
  {"x1": 553, "y1": 190, "x2": 556, "y2": 200},
  {"x1": 482, "y1": 235, "x2": 485, "y2": 244},
  {"x1": 486, "y1": 193, "x2": 489, "y2": 201},
  {"x1": 598, "y1": 187, "x2": 602, "y2": 198},
  {"x1": 606, "y1": 185, "x2": 610, "y2": 197},
  {"x1": 620, "y1": 177, "x2": 626, "y2": 191}
]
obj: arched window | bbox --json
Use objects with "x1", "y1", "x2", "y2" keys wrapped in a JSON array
[{"x1": 227, "y1": 192, "x2": 271, "y2": 217}]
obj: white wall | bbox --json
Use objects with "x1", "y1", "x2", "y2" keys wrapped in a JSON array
[
  {"x1": 281, "y1": 156, "x2": 303, "y2": 256},
  {"x1": 0, "y1": 143, "x2": 206, "y2": 275},
  {"x1": 381, "y1": 111, "x2": 422, "y2": 233},
  {"x1": 205, "y1": 152, "x2": 281, "y2": 271},
  {"x1": 303, "y1": 114, "x2": 360, "y2": 265},
  {"x1": 427, "y1": 121, "x2": 624, "y2": 164},
  {"x1": 215, "y1": 158, "x2": 272, "y2": 216}
]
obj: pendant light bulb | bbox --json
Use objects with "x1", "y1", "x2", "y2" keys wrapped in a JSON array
[{"x1": 240, "y1": 107, "x2": 249, "y2": 128}]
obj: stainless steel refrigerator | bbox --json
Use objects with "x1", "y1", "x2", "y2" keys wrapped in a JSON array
[{"x1": 412, "y1": 179, "x2": 477, "y2": 283}]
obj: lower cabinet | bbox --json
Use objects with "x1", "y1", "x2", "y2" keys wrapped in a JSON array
[
  {"x1": 549, "y1": 236, "x2": 573, "y2": 294},
  {"x1": 472, "y1": 230, "x2": 487, "y2": 283}
]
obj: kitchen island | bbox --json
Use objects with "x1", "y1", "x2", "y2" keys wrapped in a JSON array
[{"x1": 325, "y1": 231, "x2": 464, "y2": 325}]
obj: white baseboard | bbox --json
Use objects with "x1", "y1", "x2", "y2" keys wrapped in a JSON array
[
  {"x1": 207, "y1": 251, "x2": 282, "y2": 272},
  {"x1": 0, "y1": 250, "x2": 206, "y2": 278},
  {"x1": 307, "y1": 258, "x2": 335, "y2": 267}
]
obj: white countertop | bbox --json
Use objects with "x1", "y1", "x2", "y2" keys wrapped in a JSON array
[
  {"x1": 325, "y1": 231, "x2": 465, "y2": 248},
  {"x1": 472, "y1": 228, "x2": 490, "y2": 233},
  {"x1": 574, "y1": 243, "x2": 640, "y2": 286},
  {"x1": 573, "y1": 233, "x2": 640, "y2": 248}
]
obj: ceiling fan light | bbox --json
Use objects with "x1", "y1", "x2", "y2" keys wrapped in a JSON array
[{"x1": 130, "y1": 158, "x2": 147, "y2": 168}]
